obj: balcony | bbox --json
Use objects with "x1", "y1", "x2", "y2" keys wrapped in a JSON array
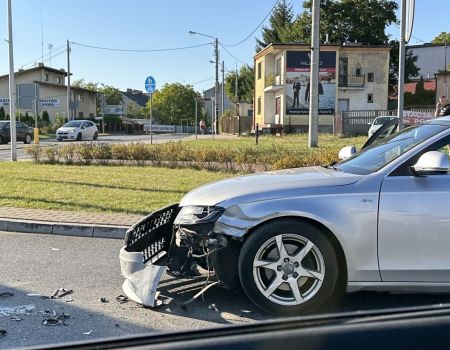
[
  {"x1": 339, "y1": 75, "x2": 365, "y2": 88},
  {"x1": 264, "y1": 74, "x2": 284, "y2": 93}
]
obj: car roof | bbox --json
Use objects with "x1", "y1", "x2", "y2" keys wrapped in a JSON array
[{"x1": 428, "y1": 116, "x2": 450, "y2": 126}]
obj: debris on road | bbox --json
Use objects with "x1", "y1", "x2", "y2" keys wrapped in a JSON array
[
  {"x1": 99, "y1": 297, "x2": 109, "y2": 303},
  {"x1": 27, "y1": 293, "x2": 42, "y2": 297},
  {"x1": 10, "y1": 316, "x2": 22, "y2": 321},
  {"x1": 82, "y1": 330, "x2": 93, "y2": 335},
  {"x1": 0, "y1": 292, "x2": 14, "y2": 298},
  {"x1": 52, "y1": 288, "x2": 74, "y2": 298},
  {"x1": 51, "y1": 248, "x2": 60, "y2": 251},
  {"x1": 0, "y1": 305, "x2": 35, "y2": 316},
  {"x1": 65, "y1": 296, "x2": 74, "y2": 303},
  {"x1": 42, "y1": 318, "x2": 61, "y2": 326},
  {"x1": 0, "y1": 330, "x2": 6, "y2": 337},
  {"x1": 40, "y1": 309, "x2": 57, "y2": 317},
  {"x1": 116, "y1": 295, "x2": 129, "y2": 304},
  {"x1": 208, "y1": 303, "x2": 219, "y2": 312}
]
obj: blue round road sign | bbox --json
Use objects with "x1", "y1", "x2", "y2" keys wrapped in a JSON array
[{"x1": 145, "y1": 76, "x2": 156, "y2": 94}]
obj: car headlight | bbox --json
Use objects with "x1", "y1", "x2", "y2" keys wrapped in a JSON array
[{"x1": 174, "y1": 206, "x2": 224, "y2": 225}]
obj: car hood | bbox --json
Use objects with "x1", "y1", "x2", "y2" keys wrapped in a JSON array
[
  {"x1": 179, "y1": 166, "x2": 362, "y2": 207},
  {"x1": 57, "y1": 127, "x2": 78, "y2": 132}
]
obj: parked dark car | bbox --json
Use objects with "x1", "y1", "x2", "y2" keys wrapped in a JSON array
[{"x1": 0, "y1": 121, "x2": 34, "y2": 144}]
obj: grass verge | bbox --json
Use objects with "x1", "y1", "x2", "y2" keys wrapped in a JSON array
[{"x1": 0, "y1": 162, "x2": 233, "y2": 215}]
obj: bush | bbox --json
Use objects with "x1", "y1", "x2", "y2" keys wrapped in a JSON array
[
  {"x1": 58, "y1": 144, "x2": 77, "y2": 165},
  {"x1": 77, "y1": 143, "x2": 94, "y2": 165},
  {"x1": 25, "y1": 144, "x2": 43, "y2": 162},
  {"x1": 92, "y1": 143, "x2": 112, "y2": 165}
]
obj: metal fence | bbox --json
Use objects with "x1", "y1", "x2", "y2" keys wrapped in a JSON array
[{"x1": 334, "y1": 107, "x2": 435, "y2": 137}]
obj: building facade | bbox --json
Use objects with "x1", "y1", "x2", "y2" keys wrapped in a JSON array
[
  {"x1": 436, "y1": 71, "x2": 450, "y2": 101},
  {"x1": 254, "y1": 43, "x2": 391, "y2": 133},
  {"x1": 408, "y1": 43, "x2": 450, "y2": 80},
  {"x1": 121, "y1": 88, "x2": 150, "y2": 116},
  {"x1": 0, "y1": 63, "x2": 97, "y2": 122}
]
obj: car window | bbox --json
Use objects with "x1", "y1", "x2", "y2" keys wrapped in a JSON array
[
  {"x1": 64, "y1": 121, "x2": 83, "y2": 128},
  {"x1": 337, "y1": 124, "x2": 449, "y2": 175}
]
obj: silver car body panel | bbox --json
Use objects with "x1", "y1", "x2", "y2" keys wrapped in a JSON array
[{"x1": 177, "y1": 122, "x2": 450, "y2": 289}]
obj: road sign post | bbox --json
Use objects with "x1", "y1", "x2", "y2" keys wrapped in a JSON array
[{"x1": 145, "y1": 76, "x2": 156, "y2": 144}]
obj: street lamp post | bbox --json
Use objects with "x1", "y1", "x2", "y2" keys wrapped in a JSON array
[
  {"x1": 7, "y1": 0, "x2": 17, "y2": 161},
  {"x1": 189, "y1": 30, "x2": 219, "y2": 135}
]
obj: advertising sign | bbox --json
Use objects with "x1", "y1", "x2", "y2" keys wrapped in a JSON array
[
  {"x1": 0, "y1": 98, "x2": 9, "y2": 107},
  {"x1": 403, "y1": 110, "x2": 435, "y2": 125},
  {"x1": 103, "y1": 105, "x2": 123, "y2": 115},
  {"x1": 40, "y1": 98, "x2": 60, "y2": 107},
  {"x1": 143, "y1": 124, "x2": 175, "y2": 133},
  {"x1": 286, "y1": 51, "x2": 336, "y2": 115}
]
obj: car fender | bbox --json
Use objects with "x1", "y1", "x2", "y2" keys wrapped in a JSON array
[{"x1": 214, "y1": 187, "x2": 381, "y2": 283}]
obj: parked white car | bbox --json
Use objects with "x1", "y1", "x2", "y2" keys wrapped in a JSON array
[
  {"x1": 56, "y1": 120, "x2": 99, "y2": 141},
  {"x1": 368, "y1": 116, "x2": 398, "y2": 137}
]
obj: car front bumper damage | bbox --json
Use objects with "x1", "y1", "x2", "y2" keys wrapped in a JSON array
[{"x1": 119, "y1": 204, "x2": 243, "y2": 307}]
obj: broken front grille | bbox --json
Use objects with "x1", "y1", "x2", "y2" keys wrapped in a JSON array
[{"x1": 125, "y1": 204, "x2": 180, "y2": 263}]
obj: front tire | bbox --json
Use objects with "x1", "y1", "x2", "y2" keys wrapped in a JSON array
[
  {"x1": 238, "y1": 219, "x2": 341, "y2": 316},
  {"x1": 24, "y1": 134, "x2": 32, "y2": 144},
  {"x1": 76, "y1": 133, "x2": 82, "y2": 141},
  {"x1": 93, "y1": 131, "x2": 98, "y2": 141}
]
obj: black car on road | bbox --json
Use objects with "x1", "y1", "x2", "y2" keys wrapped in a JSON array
[{"x1": 0, "y1": 121, "x2": 34, "y2": 144}]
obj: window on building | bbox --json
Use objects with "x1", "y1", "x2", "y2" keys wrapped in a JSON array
[
  {"x1": 44, "y1": 73, "x2": 49, "y2": 82},
  {"x1": 275, "y1": 96, "x2": 281, "y2": 116},
  {"x1": 257, "y1": 97, "x2": 261, "y2": 115},
  {"x1": 257, "y1": 62, "x2": 262, "y2": 80},
  {"x1": 56, "y1": 76, "x2": 62, "y2": 84},
  {"x1": 368, "y1": 73, "x2": 374, "y2": 82},
  {"x1": 276, "y1": 58, "x2": 281, "y2": 76},
  {"x1": 78, "y1": 93, "x2": 84, "y2": 102},
  {"x1": 355, "y1": 68, "x2": 362, "y2": 76},
  {"x1": 368, "y1": 94, "x2": 374, "y2": 103}
]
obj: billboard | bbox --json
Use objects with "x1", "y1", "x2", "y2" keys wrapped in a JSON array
[
  {"x1": 40, "y1": 98, "x2": 60, "y2": 107},
  {"x1": 103, "y1": 105, "x2": 123, "y2": 115},
  {"x1": 286, "y1": 51, "x2": 336, "y2": 115}
]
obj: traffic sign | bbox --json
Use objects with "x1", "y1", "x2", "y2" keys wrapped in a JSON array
[{"x1": 145, "y1": 76, "x2": 156, "y2": 94}]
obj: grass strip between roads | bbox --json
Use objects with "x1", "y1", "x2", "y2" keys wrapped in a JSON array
[{"x1": 0, "y1": 162, "x2": 233, "y2": 215}]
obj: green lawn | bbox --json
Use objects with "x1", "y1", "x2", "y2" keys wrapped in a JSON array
[{"x1": 0, "y1": 163, "x2": 234, "y2": 215}]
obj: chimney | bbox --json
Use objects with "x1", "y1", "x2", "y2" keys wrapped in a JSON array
[
  {"x1": 38, "y1": 62, "x2": 44, "y2": 67},
  {"x1": 18, "y1": 68, "x2": 24, "y2": 72}
]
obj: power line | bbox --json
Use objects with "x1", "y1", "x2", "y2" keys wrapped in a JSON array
[
  {"x1": 18, "y1": 43, "x2": 66, "y2": 69},
  {"x1": 219, "y1": 43, "x2": 249, "y2": 66},
  {"x1": 222, "y1": 0, "x2": 280, "y2": 47},
  {"x1": 392, "y1": 22, "x2": 426, "y2": 44},
  {"x1": 190, "y1": 77, "x2": 215, "y2": 85},
  {"x1": 70, "y1": 41, "x2": 212, "y2": 52}
]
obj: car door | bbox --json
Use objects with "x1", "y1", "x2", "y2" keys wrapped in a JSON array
[
  {"x1": 88, "y1": 122, "x2": 96, "y2": 138},
  {"x1": 378, "y1": 134, "x2": 450, "y2": 282},
  {"x1": 80, "y1": 122, "x2": 89, "y2": 139},
  {"x1": 16, "y1": 121, "x2": 26, "y2": 140}
]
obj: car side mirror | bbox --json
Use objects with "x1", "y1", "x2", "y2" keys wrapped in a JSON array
[
  {"x1": 411, "y1": 151, "x2": 449, "y2": 176},
  {"x1": 338, "y1": 145, "x2": 357, "y2": 160}
]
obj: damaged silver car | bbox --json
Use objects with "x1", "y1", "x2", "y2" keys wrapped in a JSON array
[{"x1": 120, "y1": 116, "x2": 450, "y2": 316}]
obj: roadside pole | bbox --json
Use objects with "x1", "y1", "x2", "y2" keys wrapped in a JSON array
[
  {"x1": 308, "y1": 0, "x2": 320, "y2": 148},
  {"x1": 66, "y1": 40, "x2": 71, "y2": 121},
  {"x1": 33, "y1": 83, "x2": 39, "y2": 144},
  {"x1": 214, "y1": 38, "x2": 219, "y2": 135},
  {"x1": 101, "y1": 95, "x2": 105, "y2": 134},
  {"x1": 7, "y1": 0, "x2": 17, "y2": 161},
  {"x1": 397, "y1": 0, "x2": 407, "y2": 130},
  {"x1": 195, "y1": 99, "x2": 198, "y2": 140},
  {"x1": 150, "y1": 92, "x2": 153, "y2": 144},
  {"x1": 221, "y1": 61, "x2": 225, "y2": 121}
]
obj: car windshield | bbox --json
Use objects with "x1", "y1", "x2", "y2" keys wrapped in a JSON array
[
  {"x1": 337, "y1": 124, "x2": 448, "y2": 175},
  {"x1": 373, "y1": 116, "x2": 395, "y2": 125},
  {"x1": 0, "y1": 121, "x2": 9, "y2": 129},
  {"x1": 63, "y1": 121, "x2": 83, "y2": 128}
]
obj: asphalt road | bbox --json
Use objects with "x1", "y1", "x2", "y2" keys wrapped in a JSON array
[
  {"x1": 0, "y1": 134, "x2": 192, "y2": 161},
  {"x1": 2, "y1": 231, "x2": 450, "y2": 349}
]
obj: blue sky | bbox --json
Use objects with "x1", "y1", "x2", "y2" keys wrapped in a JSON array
[{"x1": 0, "y1": 0, "x2": 448, "y2": 93}]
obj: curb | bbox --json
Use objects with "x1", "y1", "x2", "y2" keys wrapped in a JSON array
[{"x1": 0, "y1": 218, "x2": 128, "y2": 240}]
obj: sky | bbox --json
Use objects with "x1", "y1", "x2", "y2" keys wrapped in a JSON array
[{"x1": 0, "y1": 0, "x2": 449, "y2": 94}]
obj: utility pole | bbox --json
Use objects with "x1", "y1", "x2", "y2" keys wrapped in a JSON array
[
  {"x1": 66, "y1": 40, "x2": 71, "y2": 121},
  {"x1": 150, "y1": 93, "x2": 153, "y2": 144},
  {"x1": 308, "y1": 0, "x2": 320, "y2": 148},
  {"x1": 221, "y1": 60, "x2": 225, "y2": 120},
  {"x1": 48, "y1": 43, "x2": 53, "y2": 67},
  {"x1": 397, "y1": 0, "x2": 407, "y2": 130},
  {"x1": 214, "y1": 38, "x2": 219, "y2": 135},
  {"x1": 7, "y1": 0, "x2": 17, "y2": 161},
  {"x1": 235, "y1": 61, "x2": 239, "y2": 106},
  {"x1": 195, "y1": 99, "x2": 198, "y2": 140}
]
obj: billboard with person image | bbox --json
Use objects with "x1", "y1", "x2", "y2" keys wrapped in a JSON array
[{"x1": 286, "y1": 51, "x2": 336, "y2": 115}]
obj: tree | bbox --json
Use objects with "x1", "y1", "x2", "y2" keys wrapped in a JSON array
[
  {"x1": 256, "y1": 0, "x2": 294, "y2": 51},
  {"x1": 149, "y1": 83, "x2": 199, "y2": 125},
  {"x1": 224, "y1": 65, "x2": 255, "y2": 104},
  {"x1": 432, "y1": 32, "x2": 450, "y2": 44},
  {"x1": 279, "y1": 0, "x2": 398, "y2": 45},
  {"x1": 404, "y1": 75, "x2": 435, "y2": 107},
  {"x1": 0, "y1": 106, "x2": 5, "y2": 120},
  {"x1": 98, "y1": 84, "x2": 122, "y2": 105},
  {"x1": 389, "y1": 40, "x2": 420, "y2": 84},
  {"x1": 126, "y1": 102, "x2": 148, "y2": 118}
]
